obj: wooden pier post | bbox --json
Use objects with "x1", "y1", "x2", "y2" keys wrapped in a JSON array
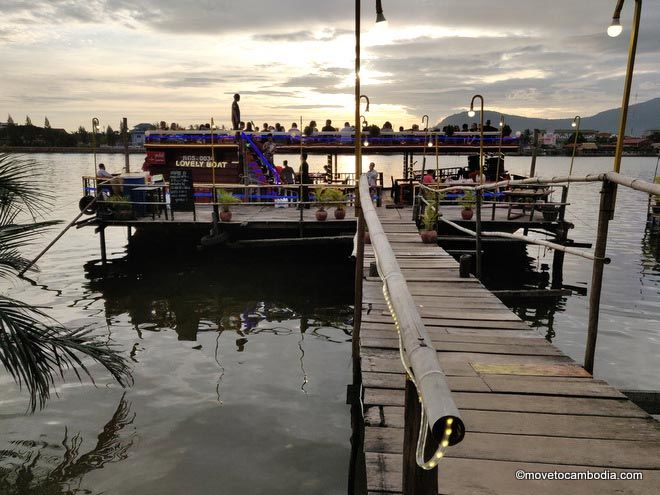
[
  {"x1": 529, "y1": 129, "x2": 539, "y2": 177},
  {"x1": 99, "y1": 227, "x2": 107, "y2": 265},
  {"x1": 552, "y1": 186, "x2": 569, "y2": 289},
  {"x1": 584, "y1": 180, "x2": 616, "y2": 374},
  {"x1": 402, "y1": 378, "x2": 438, "y2": 495},
  {"x1": 475, "y1": 190, "x2": 483, "y2": 279},
  {"x1": 122, "y1": 117, "x2": 130, "y2": 173}
]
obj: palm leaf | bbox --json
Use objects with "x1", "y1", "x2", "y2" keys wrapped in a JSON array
[{"x1": 0, "y1": 295, "x2": 133, "y2": 412}]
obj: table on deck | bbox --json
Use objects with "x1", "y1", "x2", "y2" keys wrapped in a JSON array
[{"x1": 503, "y1": 186, "x2": 553, "y2": 220}]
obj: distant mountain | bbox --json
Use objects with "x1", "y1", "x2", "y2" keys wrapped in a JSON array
[{"x1": 437, "y1": 97, "x2": 660, "y2": 135}]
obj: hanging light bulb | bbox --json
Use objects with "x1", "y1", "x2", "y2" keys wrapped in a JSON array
[
  {"x1": 427, "y1": 137, "x2": 433, "y2": 147},
  {"x1": 467, "y1": 109, "x2": 476, "y2": 118},
  {"x1": 363, "y1": 139, "x2": 370, "y2": 147},
  {"x1": 571, "y1": 121, "x2": 577, "y2": 128},
  {"x1": 607, "y1": 17, "x2": 623, "y2": 37}
]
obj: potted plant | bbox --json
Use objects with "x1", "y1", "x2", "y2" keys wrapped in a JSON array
[
  {"x1": 216, "y1": 189, "x2": 240, "y2": 222},
  {"x1": 105, "y1": 195, "x2": 134, "y2": 220},
  {"x1": 459, "y1": 190, "x2": 475, "y2": 220},
  {"x1": 319, "y1": 187, "x2": 347, "y2": 219},
  {"x1": 419, "y1": 204, "x2": 438, "y2": 243}
]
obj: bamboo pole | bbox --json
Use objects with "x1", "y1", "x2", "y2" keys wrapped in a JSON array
[
  {"x1": 437, "y1": 216, "x2": 608, "y2": 263},
  {"x1": 612, "y1": 0, "x2": 642, "y2": 175},
  {"x1": 19, "y1": 192, "x2": 103, "y2": 276},
  {"x1": 359, "y1": 175, "x2": 465, "y2": 449}
]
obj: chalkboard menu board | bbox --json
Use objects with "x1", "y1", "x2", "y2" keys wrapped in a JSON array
[{"x1": 169, "y1": 169, "x2": 194, "y2": 211}]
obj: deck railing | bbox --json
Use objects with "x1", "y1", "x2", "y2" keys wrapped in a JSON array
[
  {"x1": 81, "y1": 176, "x2": 374, "y2": 221},
  {"x1": 356, "y1": 175, "x2": 465, "y2": 493},
  {"x1": 411, "y1": 172, "x2": 660, "y2": 374}
]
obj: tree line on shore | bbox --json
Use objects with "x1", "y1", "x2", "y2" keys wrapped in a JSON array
[{"x1": 1, "y1": 114, "x2": 126, "y2": 148}]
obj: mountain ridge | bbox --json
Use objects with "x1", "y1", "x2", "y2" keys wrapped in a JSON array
[{"x1": 437, "y1": 97, "x2": 660, "y2": 135}]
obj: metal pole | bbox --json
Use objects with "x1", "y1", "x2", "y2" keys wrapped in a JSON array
[
  {"x1": 613, "y1": 0, "x2": 642, "y2": 174},
  {"x1": 584, "y1": 180, "x2": 617, "y2": 374},
  {"x1": 353, "y1": 0, "x2": 365, "y2": 386}
]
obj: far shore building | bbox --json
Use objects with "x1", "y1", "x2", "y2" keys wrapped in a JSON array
[{"x1": 130, "y1": 123, "x2": 157, "y2": 147}]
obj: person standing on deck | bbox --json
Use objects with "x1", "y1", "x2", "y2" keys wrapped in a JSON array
[
  {"x1": 262, "y1": 133, "x2": 276, "y2": 165},
  {"x1": 231, "y1": 93, "x2": 241, "y2": 130},
  {"x1": 366, "y1": 162, "x2": 379, "y2": 199},
  {"x1": 299, "y1": 152, "x2": 310, "y2": 209},
  {"x1": 282, "y1": 160, "x2": 295, "y2": 185}
]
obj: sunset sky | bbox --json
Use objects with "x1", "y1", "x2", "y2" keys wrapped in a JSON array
[{"x1": 1, "y1": 0, "x2": 658, "y2": 132}]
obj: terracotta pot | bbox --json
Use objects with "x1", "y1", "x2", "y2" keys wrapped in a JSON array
[
  {"x1": 220, "y1": 210, "x2": 232, "y2": 222},
  {"x1": 316, "y1": 209, "x2": 328, "y2": 221},
  {"x1": 420, "y1": 230, "x2": 438, "y2": 244},
  {"x1": 461, "y1": 208, "x2": 474, "y2": 220},
  {"x1": 334, "y1": 208, "x2": 346, "y2": 220}
]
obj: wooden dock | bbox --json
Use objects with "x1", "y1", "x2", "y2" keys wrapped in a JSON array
[{"x1": 359, "y1": 206, "x2": 660, "y2": 494}]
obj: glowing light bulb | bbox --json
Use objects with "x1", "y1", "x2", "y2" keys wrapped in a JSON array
[
  {"x1": 435, "y1": 452, "x2": 444, "y2": 459},
  {"x1": 608, "y1": 19, "x2": 623, "y2": 37},
  {"x1": 427, "y1": 140, "x2": 433, "y2": 147},
  {"x1": 446, "y1": 418, "x2": 453, "y2": 425},
  {"x1": 363, "y1": 140, "x2": 369, "y2": 147},
  {"x1": 445, "y1": 428, "x2": 452, "y2": 436},
  {"x1": 441, "y1": 440, "x2": 449, "y2": 447},
  {"x1": 571, "y1": 121, "x2": 577, "y2": 128},
  {"x1": 467, "y1": 110, "x2": 476, "y2": 118}
]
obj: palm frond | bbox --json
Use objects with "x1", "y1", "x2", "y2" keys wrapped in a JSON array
[
  {"x1": 0, "y1": 296, "x2": 133, "y2": 412},
  {"x1": 0, "y1": 220, "x2": 62, "y2": 277},
  {"x1": 0, "y1": 153, "x2": 53, "y2": 218}
]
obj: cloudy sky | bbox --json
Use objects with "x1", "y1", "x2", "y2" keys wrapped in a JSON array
[{"x1": 1, "y1": 0, "x2": 658, "y2": 131}]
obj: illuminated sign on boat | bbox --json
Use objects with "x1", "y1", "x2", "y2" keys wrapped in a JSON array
[{"x1": 175, "y1": 155, "x2": 227, "y2": 168}]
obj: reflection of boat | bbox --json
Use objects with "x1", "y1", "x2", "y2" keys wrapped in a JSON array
[{"x1": 81, "y1": 251, "x2": 354, "y2": 347}]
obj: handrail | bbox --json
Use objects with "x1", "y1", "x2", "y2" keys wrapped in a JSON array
[{"x1": 358, "y1": 175, "x2": 465, "y2": 469}]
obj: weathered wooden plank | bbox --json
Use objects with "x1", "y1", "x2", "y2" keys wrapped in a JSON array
[
  {"x1": 363, "y1": 387, "x2": 641, "y2": 410},
  {"x1": 362, "y1": 314, "x2": 531, "y2": 330},
  {"x1": 473, "y1": 363, "x2": 591, "y2": 377},
  {"x1": 361, "y1": 338, "x2": 564, "y2": 356},
  {"x1": 365, "y1": 453, "x2": 660, "y2": 494},
  {"x1": 376, "y1": 307, "x2": 522, "y2": 322},
  {"x1": 364, "y1": 407, "x2": 660, "y2": 441},
  {"x1": 361, "y1": 328, "x2": 548, "y2": 346},
  {"x1": 362, "y1": 372, "x2": 490, "y2": 392},
  {"x1": 364, "y1": 428, "x2": 660, "y2": 469}
]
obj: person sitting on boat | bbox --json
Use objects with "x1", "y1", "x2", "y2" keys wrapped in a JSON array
[
  {"x1": 339, "y1": 122, "x2": 353, "y2": 144},
  {"x1": 96, "y1": 163, "x2": 121, "y2": 195},
  {"x1": 322, "y1": 119, "x2": 336, "y2": 132},
  {"x1": 422, "y1": 169, "x2": 436, "y2": 185}
]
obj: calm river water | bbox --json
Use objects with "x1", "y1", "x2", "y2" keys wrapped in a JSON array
[{"x1": 1, "y1": 152, "x2": 659, "y2": 494}]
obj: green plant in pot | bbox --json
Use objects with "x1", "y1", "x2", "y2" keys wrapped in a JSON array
[
  {"x1": 420, "y1": 204, "x2": 438, "y2": 243},
  {"x1": 459, "y1": 190, "x2": 475, "y2": 220},
  {"x1": 319, "y1": 187, "x2": 347, "y2": 219},
  {"x1": 216, "y1": 189, "x2": 240, "y2": 221},
  {"x1": 105, "y1": 195, "x2": 134, "y2": 220}
]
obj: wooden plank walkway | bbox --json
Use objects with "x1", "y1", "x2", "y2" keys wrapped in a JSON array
[{"x1": 360, "y1": 206, "x2": 660, "y2": 494}]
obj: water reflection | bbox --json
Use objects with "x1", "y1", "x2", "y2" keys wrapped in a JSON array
[
  {"x1": 0, "y1": 395, "x2": 135, "y2": 495},
  {"x1": 80, "y1": 249, "x2": 355, "y2": 353},
  {"x1": 641, "y1": 228, "x2": 660, "y2": 273}
]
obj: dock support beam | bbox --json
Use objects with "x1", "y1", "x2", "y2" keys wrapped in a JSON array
[
  {"x1": 584, "y1": 180, "x2": 616, "y2": 374},
  {"x1": 403, "y1": 378, "x2": 438, "y2": 495},
  {"x1": 99, "y1": 227, "x2": 107, "y2": 265},
  {"x1": 475, "y1": 191, "x2": 483, "y2": 279}
]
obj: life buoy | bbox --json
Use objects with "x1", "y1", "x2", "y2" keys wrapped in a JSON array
[{"x1": 79, "y1": 195, "x2": 97, "y2": 215}]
